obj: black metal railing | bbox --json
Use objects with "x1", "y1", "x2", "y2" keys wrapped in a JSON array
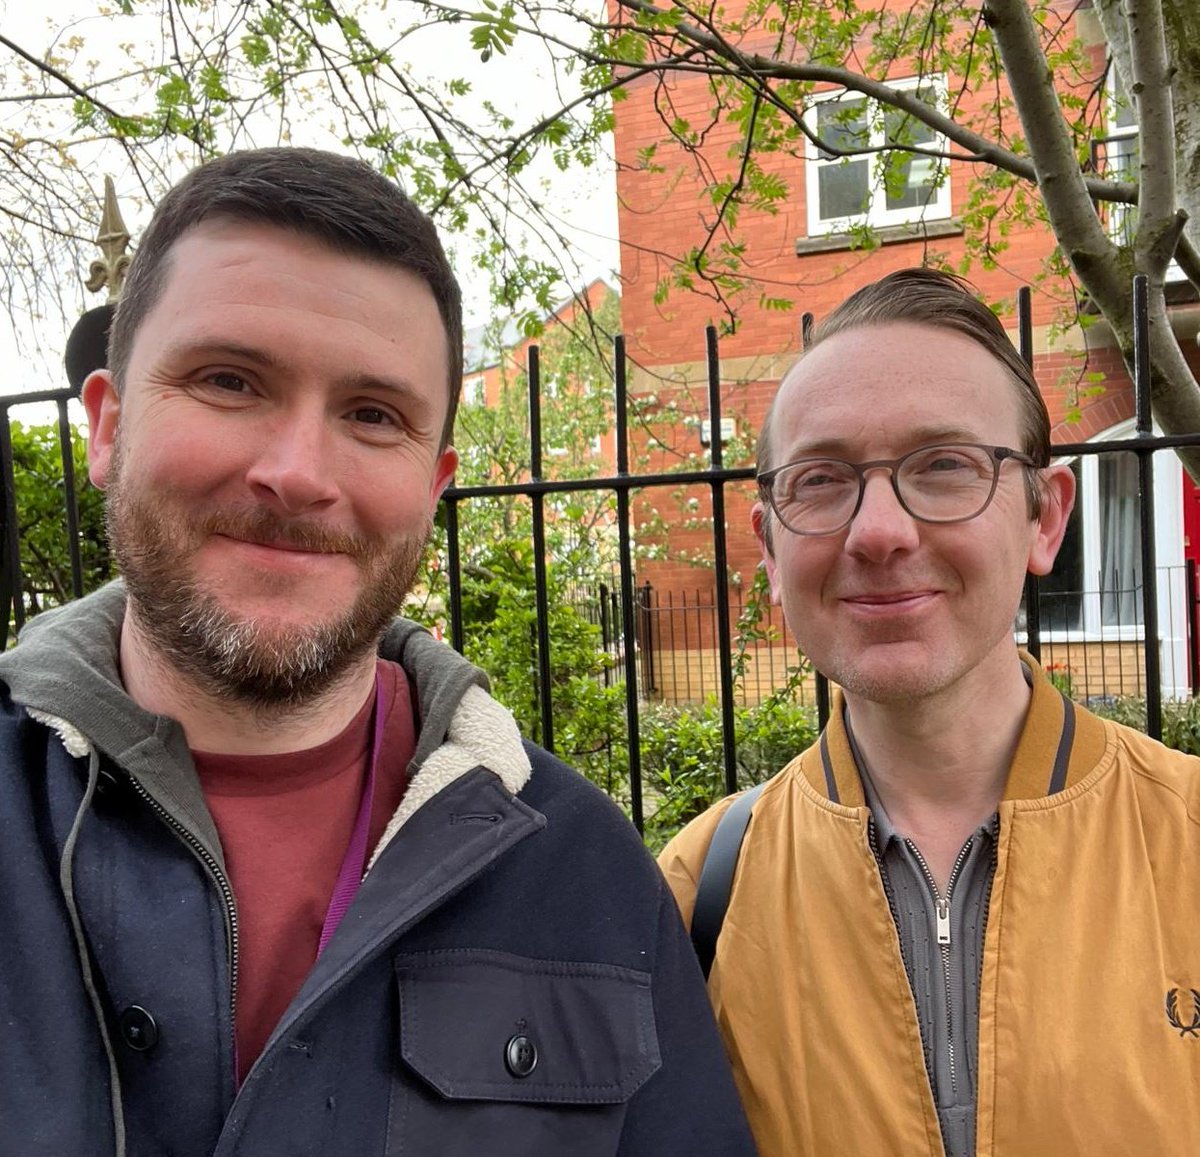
[
  {"x1": 631, "y1": 564, "x2": 1198, "y2": 708},
  {"x1": 0, "y1": 385, "x2": 88, "y2": 639},
  {"x1": 3, "y1": 275, "x2": 1200, "y2": 831}
]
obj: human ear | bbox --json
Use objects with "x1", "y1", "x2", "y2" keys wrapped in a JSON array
[
  {"x1": 427, "y1": 445, "x2": 458, "y2": 513},
  {"x1": 1027, "y1": 464, "x2": 1076, "y2": 576},
  {"x1": 752, "y1": 501, "x2": 782, "y2": 604},
  {"x1": 82, "y1": 370, "x2": 120, "y2": 490}
]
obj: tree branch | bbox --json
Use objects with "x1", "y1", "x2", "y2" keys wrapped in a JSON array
[
  {"x1": 1173, "y1": 228, "x2": 1200, "y2": 292},
  {"x1": 616, "y1": 0, "x2": 1138, "y2": 205},
  {"x1": 1124, "y1": 0, "x2": 1177, "y2": 279},
  {"x1": 984, "y1": 0, "x2": 1125, "y2": 301},
  {"x1": 0, "y1": 34, "x2": 126, "y2": 122}
]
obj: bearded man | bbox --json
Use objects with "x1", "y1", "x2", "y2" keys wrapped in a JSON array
[{"x1": 0, "y1": 148, "x2": 754, "y2": 1157}]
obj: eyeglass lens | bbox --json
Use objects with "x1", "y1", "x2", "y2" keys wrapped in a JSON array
[{"x1": 770, "y1": 444, "x2": 999, "y2": 533}]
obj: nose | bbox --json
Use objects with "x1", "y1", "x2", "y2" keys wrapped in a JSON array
[
  {"x1": 244, "y1": 409, "x2": 341, "y2": 515},
  {"x1": 842, "y1": 469, "x2": 920, "y2": 561}
]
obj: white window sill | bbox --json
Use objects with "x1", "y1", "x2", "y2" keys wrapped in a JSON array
[{"x1": 795, "y1": 217, "x2": 962, "y2": 256}]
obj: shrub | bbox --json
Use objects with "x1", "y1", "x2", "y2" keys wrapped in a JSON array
[
  {"x1": 637, "y1": 695, "x2": 818, "y2": 852},
  {"x1": 1087, "y1": 696, "x2": 1200, "y2": 757},
  {"x1": 7, "y1": 422, "x2": 113, "y2": 644}
]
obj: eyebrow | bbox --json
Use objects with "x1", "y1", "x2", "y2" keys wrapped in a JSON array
[
  {"x1": 782, "y1": 425, "x2": 988, "y2": 460},
  {"x1": 161, "y1": 339, "x2": 281, "y2": 371},
  {"x1": 162, "y1": 340, "x2": 429, "y2": 408}
]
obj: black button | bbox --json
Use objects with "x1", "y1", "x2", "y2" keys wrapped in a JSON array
[
  {"x1": 95, "y1": 769, "x2": 120, "y2": 797},
  {"x1": 119, "y1": 1006, "x2": 159, "y2": 1052},
  {"x1": 504, "y1": 1034, "x2": 537, "y2": 1078}
]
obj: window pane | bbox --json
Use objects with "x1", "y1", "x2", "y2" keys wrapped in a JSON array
[
  {"x1": 1098, "y1": 452, "x2": 1141, "y2": 626},
  {"x1": 884, "y1": 98, "x2": 937, "y2": 147},
  {"x1": 883, "y1": 155, "x2": 942, "y2": 211},
  {"x1": 1106, "y1": 135, "x2": 1138, "y2": 180},
  {"x1": 1110, "y1": 73, "x2": 1138, "y2": 130},
  {"x1": 1103, "y1": 136, "x2": 1138, "y2": 245},
  {"x1": 883, "y1": 87, "x2": 940, "y2": 211},
  {"x1": 1113, "y1": 98, "x2": 1138, "y2": 130},
  {"x1": 1038, "y1": 460, "x2": 1083, "y2": 631},
  {"x1": 816, "y1": 98, "x2": 868, "y2": 158},
  {"x1": 818, "y1": 159, "x2": 870, "y2": 220}
]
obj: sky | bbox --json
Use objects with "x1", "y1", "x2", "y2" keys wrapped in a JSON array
[{"x1": 0, "y1": 0, "x2": 620, "y2": 407}]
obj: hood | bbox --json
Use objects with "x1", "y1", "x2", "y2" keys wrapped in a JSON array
[
  {"x1": 0, "y1": 580, "x2": 222, "y2": 860},
  {"x1": 0, "y1": 581, "x2": 531, "y2": 857},
  {"x1": 0, "y1": 580, "x2": 176, "y2": 766}
]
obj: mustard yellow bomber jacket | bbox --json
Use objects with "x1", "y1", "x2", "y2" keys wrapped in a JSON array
[{"x1": 659, "y1": 661, "x2": 1200, "y2": 1157}]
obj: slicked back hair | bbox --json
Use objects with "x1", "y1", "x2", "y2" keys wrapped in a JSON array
[
  {"x1": 108, "y1": 147, "x2": 463, "y2": 449},
  {"x1": 757, "y1": 268, "x2": 1050, "y2": 552}
]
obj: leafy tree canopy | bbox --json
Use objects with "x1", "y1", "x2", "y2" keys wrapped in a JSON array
[{"x1": 2, "y1": 0, "x2": 1199, "y2": 475}]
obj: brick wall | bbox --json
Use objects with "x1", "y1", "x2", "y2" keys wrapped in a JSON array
[{"x1": 611, "y1": 0, "x2": 1199, "y2": 630}]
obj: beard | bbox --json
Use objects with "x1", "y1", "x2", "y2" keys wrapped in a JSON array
[{"x1": 105, "y1": 451, "x2": 430, "y2": 709}]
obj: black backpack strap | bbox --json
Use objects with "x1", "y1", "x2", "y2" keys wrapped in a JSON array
[{"x1": 690, "y1": 782, "x2": 767, "y2": 980}]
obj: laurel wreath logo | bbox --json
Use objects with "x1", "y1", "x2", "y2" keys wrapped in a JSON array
[{"x1": 1165, "y1": 989, "x2": 1200, "y2": 1038}]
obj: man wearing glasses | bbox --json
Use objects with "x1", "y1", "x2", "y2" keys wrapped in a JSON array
[{"x1": 660, "y1": 268, "x2": 1200, "y2": 1157}]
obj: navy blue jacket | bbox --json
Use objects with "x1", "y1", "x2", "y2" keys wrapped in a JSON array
[{"x1": 0, "y1": 585, "x2": 755, "y2": 1156}]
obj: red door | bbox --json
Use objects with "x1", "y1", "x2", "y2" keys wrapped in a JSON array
[{"x1": 1184, "y1": 473, "x2": 1200, "y2": 692}]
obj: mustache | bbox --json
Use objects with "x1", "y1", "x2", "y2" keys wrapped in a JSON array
[{"x1": 197, "y1": 507, "x2": 375, "y2": 557}]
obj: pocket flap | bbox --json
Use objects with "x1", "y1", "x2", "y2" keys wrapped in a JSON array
[{"x1": 395, "y1": 949, "x2": 662, "y2": 1105}]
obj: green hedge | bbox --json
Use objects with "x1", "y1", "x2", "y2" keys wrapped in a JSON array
[
  {"x1": 631, "y1": 693, "x2": 1200, "y2": 852},
  {"x1": 634, "y1": 696, "x2": 818, "y2": 853},
  {"x1": 1087, "y1": 697, "x2": 1200, "y2": 756}
]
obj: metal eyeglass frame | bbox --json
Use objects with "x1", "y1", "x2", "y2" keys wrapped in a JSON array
[{"x1": 756, "y1": 442, "x2": 1040, "y2": 536}]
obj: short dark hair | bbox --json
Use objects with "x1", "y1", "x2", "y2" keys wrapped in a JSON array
[
  {"x1": 108, "y1": 147, "x2": 462, "y2": 449},
  {"x1": 757, "y1": 268, "x2": 1049, "y2": 549}
]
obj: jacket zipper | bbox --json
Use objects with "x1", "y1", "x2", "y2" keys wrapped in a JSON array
[
  {"x1": 907, "y1": 839, "x2": 973, "y2": 1098},
  {"x1": 868, "y1": 818, "x2": 936, "y2": 1072},
  {"x1": 125, "y1": 775, "x2": 240, "y2": 1031}
]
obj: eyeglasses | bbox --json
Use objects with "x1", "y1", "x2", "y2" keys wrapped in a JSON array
[{"x1": 757, "y1": 442, "x2": 1039, "y2": 537}]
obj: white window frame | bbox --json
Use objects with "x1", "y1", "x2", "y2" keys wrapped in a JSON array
[
  {"x1": 1039, "y1": 419, "x2": 1187, "y2": 696},
  {"x1": 804, "y1": 76, "x2": 952, "y2": 236},
  {"x1": 1103, "y1": 80, "x2": 1138, "y2": 248},
  {"x1": 1103, "y1": 77, "x2": 1185, "y2": 282}
]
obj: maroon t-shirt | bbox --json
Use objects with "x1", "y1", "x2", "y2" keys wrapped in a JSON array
[{"x1": 192, "y1": 659, "x2": 416, "y2": 1084}]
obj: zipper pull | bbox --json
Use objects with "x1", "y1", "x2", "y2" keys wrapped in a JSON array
[{"x1": 935, "y1": 898, "x2": 951, "y2": 946}]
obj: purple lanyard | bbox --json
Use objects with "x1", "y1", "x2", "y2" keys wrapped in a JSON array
[{"x1": 317, "y1": 671, "x2": 386, "y2": 955}]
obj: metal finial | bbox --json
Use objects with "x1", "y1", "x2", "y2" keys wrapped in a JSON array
[{"x1": 83, "y1": 176, "x2": 132, "y2": 302}]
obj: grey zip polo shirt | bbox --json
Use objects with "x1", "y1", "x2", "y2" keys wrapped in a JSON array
[{"x1": 847, "y1": 718, "x2": 998, "y2": 1157}]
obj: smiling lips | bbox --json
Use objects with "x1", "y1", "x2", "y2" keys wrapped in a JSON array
[
  {"x1": 231, "y1": 536, "x2": 331, "y2": 554},
  {"x1": 841, "y1": 590, "x2": 939, "y2": 610},
  {"x1": 213, "y1": 533, "x2": 349, "y2": 565}
]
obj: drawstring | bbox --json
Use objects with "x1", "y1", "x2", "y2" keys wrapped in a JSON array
[{"x1": 59, "y1": 746, "x2": 127, "y2": 1157}]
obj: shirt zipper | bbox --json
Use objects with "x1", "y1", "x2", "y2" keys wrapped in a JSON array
[
  {"x1": 907, "y1": 838, "x2": 973, "y2": 1098},
  {"x1": 868, "y1": 818, "x2": 936, "y2": 1072},
  {"x1": 125, "y1": 775, "x2": 241, "y2": 1038}
]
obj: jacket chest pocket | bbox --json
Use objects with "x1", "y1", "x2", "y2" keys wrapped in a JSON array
[{"x1": 388, "y1": 949, "x2": 661, "y2": 1157}]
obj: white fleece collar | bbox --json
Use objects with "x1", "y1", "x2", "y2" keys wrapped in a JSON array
[
  {"x1": 366, "y1": 684, "x2": 531, "y2": 871},
  {"x1": 27, "y1": 708, "x2": 92, "y2": 759},
  {"x1": 28, "y1": 686, "x2": 533, "y2": 874}
]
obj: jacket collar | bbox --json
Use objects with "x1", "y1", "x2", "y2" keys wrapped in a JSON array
[
  {"x1": 4, "y1": 582, "x2": 531, "y2": 858},
  {"x1": 367, "y1": 684, "x2": 530, "y2": 869},
  {"x1": 798, "y1": 652, "x2": 1109, "y2": 806}
]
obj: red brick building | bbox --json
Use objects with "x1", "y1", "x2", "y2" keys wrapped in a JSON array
[{"x1": 610, "y1": 1, "x2": 1200, "y2": 701}]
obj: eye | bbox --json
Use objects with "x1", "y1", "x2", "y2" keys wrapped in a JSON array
[
  {"x1": 346, "y1": 404, "x2": 410, "y2": 439},
  {"x1": 911, "y1": 448, "x2": 975, "y2": 473},
  {"x1": 203, "y1": 371, "x2": 251, "y2": 393},
  {"x1": 788, "y1": 462, "x2": 854, "y2": 491},
  {"x1": 926, "y1": 454, "x2": 970, "y2": 472},
  {"x1": 349, "y1": 406, "x2": 392, "y2": 426}
]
